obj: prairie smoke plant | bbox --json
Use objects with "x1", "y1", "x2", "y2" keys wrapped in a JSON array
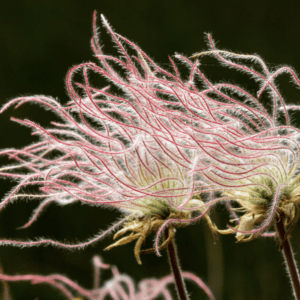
[
  {"x1": 0, "y1": 13, "x2": 219, "y2": 253},
  {"x1": 189, "y1": 41, "x2": 300, "y2": 242},
  {"x1": 0, "y1": 12, "x2": 224, "y2": 300},
  {"x1": 190, "y1": 41, "x2": 300, "y2": 298},
  {"x1": 0, "y1": 256, "x2": 215, "y2": 300},
  {"x1": 4, "y1": 8, "x2": 300, "y2": 299}
]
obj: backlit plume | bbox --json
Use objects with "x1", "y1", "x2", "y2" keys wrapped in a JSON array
[
  {"x1": 0, "y1": 12, "x2": 218, "y2": 261},
  {"x1": 1, "y1": 10, "x2": 300, "y2": 264},
  {"x1": 188, "y1": 37, "x2": 300, "y2": 241}
]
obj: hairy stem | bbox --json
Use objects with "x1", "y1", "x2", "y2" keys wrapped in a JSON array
[
  {"x1": 275, "y1": 212, "x2": 300, "y2": 300},
  {"x1": 165, "y1": 231, "x2": 189, "y2": 300}
]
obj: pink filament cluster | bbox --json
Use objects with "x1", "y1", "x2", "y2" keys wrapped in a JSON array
[
  {"x1": 0, "y1": 11, "x2": 300, "y2": 249},
  {"x1": 0, "y1": 256, "x2": 215, "y2": 300}
]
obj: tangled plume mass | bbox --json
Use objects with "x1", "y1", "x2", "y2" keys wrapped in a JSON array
[{"x1": 1, "y1": 11, "x2": 300, "y2": 299}]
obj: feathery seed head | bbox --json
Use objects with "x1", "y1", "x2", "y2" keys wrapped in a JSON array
[
  {"x1": 189, "y1": 45, "x2": 300, "y2": 241},
  {"x1": 0, "y1": 12, "x2": 218, "y2": 253}
]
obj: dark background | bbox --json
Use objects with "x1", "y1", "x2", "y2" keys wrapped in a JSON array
[{"x1": 1, "y1": 1, "x2": 300, "y2": 299}]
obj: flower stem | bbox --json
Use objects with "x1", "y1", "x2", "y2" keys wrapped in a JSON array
[
  {"x1": 165, "y1": 231, "x2": 189, "y2": 300},
  {"x1": 275, "y1": 212, "x2": 300, "y2": 300}
]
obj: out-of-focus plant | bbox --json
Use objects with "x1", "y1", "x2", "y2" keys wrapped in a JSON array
[{"x1": 0, "y1": 256, "x2": 215, "y2": 300}]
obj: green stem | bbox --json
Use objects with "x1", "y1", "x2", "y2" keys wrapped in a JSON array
[
  {"x1": 165, "y1": 231, "x2": 189, "y2": 300},
  {"x1": 275, "y1": 213, "x2": 300, "y2": 300}
]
